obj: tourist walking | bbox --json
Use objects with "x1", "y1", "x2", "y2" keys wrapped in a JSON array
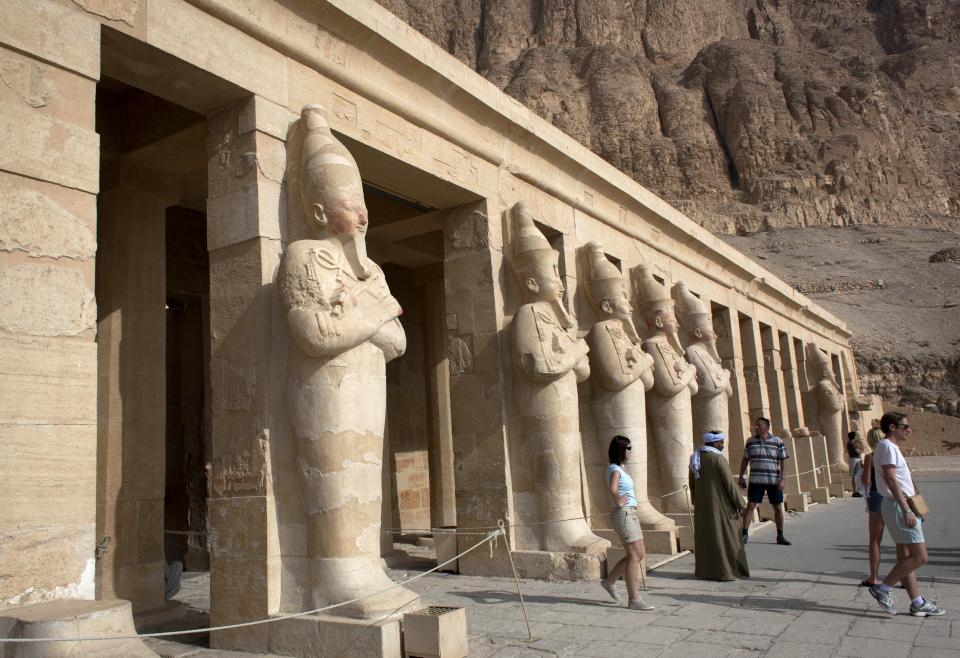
[
  {"x1": 859, "y1": 427, "x2": 887, "y2": 586},
  {"x1": 600, "y1": 435, "x2": 655, "y2": 611},
  {"x1": 689, "y1": 431, "x2": 750, "y2": 581},
  {"x1": 867, "y1": 412, "x2": 945, "y2": 617},
  {"x1": 738, "y1": 417, "x2": 791, "y2": 545},
  {"x1": 847, "y1": 430, "x2": 864, "y2": 497}
]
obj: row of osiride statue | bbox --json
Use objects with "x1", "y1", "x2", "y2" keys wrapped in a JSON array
[
  {"x1": 275, "y1": 105, "x2": 846, "y2": 621},
  {"x1": 509, "y1": 202, "x2": 731, "y2": 556}
]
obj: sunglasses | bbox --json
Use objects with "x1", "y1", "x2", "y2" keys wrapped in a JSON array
[
  {"x1": 626, "y1": 446, "x2": 633, "y2": 450},
  {"x1": 896, "y1": 424, "x2": 911, "y2": 430}
]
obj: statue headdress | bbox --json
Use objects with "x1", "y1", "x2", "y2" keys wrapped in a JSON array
[
  {"x1": 300, "y1": 104, "x2": 362, "y2": 214},
  {"x1": 583, "y1": 241, "x2": 625, "y2": 307},
  {"x1": 510, "y1": 202, "x2": 557, "y2": 277},
  {"x1": 633, "y1": 265, "x2": 673, "y2": 317},
  {"x1": 672, "y1": 282, "x2": 712, "y2": 332}
]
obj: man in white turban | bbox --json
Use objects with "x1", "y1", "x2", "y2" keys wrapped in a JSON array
[{"x1": 689, "y1": 431, "x2": 750, "y2": 581}]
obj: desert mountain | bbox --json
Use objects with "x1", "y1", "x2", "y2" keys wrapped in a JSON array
[{"x1": 376, "y1": 0, "x2": 959, "y2": 412}]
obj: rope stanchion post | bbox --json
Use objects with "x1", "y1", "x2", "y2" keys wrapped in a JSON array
[{"x1": 498, "y1": 520, "x2": 534, "y2": 643}]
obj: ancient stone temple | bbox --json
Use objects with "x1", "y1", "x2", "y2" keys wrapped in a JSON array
[{"x1": 0, "y1": 0, "x2": 878, "y2": 655}]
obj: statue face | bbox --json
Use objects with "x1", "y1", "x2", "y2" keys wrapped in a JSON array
[
  {"x1": 525, "y1": 263, "x2": 563, "y2": 302},
  {"x1": 601, "y1": 288, "x2": 633, "y2": 318},
  {"x1": 652, "y1": 308, "x2": 678, "y2": 334},
  {"x1": 316, "y1": 195, "x2": 369, "y2": 238},
  {"x1": 693, "y1": 326, "x2": 716, "y2": 343}
]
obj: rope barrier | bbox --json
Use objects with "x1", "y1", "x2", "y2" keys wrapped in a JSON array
[{"x1": 0, "y1": 529, "x2": 503, "y2": 645}]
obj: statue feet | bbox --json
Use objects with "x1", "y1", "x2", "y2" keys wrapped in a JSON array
[
  {"x1": 541, "y1": 519, "x2": 610, "y2": 555},
  {"x1": 635, "y1": 501, "x2": 676, "y2": 531},
  {"x1": 309, "y1": 557, "x2": 421, "y2": 620}
]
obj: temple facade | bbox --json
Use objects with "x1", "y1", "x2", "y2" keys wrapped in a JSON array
[{"x1": 0, "y1": 0, "x2": 878, "y2": 653}]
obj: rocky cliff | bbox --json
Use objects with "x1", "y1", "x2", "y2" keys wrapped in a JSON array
[
  {"x1": 377, "y1": 0, "x2": 959, "y2": 234},
  {"x1": 377, "y1": 0, "x2": 960, "y2": 414}
]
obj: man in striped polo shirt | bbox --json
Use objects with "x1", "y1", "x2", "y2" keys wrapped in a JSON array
[{"x1": 738, "y1": 417, "x2": 791, "y2": 545}]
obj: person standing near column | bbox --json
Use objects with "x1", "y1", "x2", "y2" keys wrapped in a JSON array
[
  {"x1": 738, "y1": 417, "x2": 791, "y2": 545},
  {"x1": 868, "y1": 412, "x2": 945, "y2": 617},
  {"x1": 847, "y1": 431, "x2": 864, "y2": 497}
]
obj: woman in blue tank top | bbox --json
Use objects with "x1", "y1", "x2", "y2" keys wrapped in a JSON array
[{"x1": 600, "y1": 435, "x2": 655, "y2": 611}]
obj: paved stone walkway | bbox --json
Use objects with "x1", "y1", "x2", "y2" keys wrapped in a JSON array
[{"x1": 146, "y1": 470, "x2": 959, "y2": 657}]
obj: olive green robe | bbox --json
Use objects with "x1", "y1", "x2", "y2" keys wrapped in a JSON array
[{"x1": 689, "y1": 451, "x2": 750, "y2": 581}]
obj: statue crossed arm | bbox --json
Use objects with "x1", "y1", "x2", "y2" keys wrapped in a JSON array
[{"x1": 279, "y1": 242, "x2": 404, "y2": 360}]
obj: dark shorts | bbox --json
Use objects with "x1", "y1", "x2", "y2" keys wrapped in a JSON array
[
  {"x1": 747, "y1": 482, "x2": 784, "y2": 505},
  {"x1": 867, "y1": 490, "x2": 883, "y2": 515}
]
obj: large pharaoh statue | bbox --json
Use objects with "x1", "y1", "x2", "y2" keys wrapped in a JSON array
[
  {"x1": 672, "y1": 282, "x2": 733, "y2": 444},
  {"x1": 634, "y1": 267, "x2": 698, "y2": 514},
  {"x1": 583, "y1": 243, "x2": 674, "y2": 531},
  {"x1": 510, "y1": 204, "x2": 608, "y2": 554},
  {"x1": 278, "y1": 105, "x2": 420, "y2": 618},
  {"x1": 805, "y1": 343, "x2": 847, "y2": 473}
]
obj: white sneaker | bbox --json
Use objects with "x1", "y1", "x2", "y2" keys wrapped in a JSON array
[
  {"x1": 628, "y1": 598, "x2": 655, "y2": 611},
  {"x1": 910, "y1": 599, "x2": 945, "y2": 617},
  {"x1": 600, "y1": 579, "x2": 619, "y2": 601},
  {"x1": 869, "y1": 585, "x2": 897, "y2": 615}
]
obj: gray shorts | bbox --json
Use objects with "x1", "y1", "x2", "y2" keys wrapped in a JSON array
[
  {"x1": 881, "y1": 496, "x2": 925, "y2": 545},
  {"x1": 612, "y1": 506, "x2": 643, "y2": 544}
]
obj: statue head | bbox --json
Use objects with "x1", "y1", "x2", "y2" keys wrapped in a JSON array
[
  {"x1": 583, "y1": 242, "x2": 632, "y2": 320},
  {"x1": 672, "y1": 282, "x2": 717, "y2": 345},
  {"x1": 805, "y1": 343, "x2": 835, "y2": 383},
  {"x1": 634, "y1": 266, "x2": 682, "y2": 351},
  {"x1": 510, "y1": 203, "x2": 574, "y2": 328},
  {"x1": 300, "y1": 104, "x2": 372, "y2": 278}
]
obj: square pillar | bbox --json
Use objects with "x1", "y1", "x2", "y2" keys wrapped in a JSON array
[
  {"x1": 761, "y1": 324, "x2": 790, "y2": 436},
  {"x1": 0, "y1": 9, "x2": 101, "y2": 607},
  {"x1": 95, "y1": 174, "x2": 170, "y2": 613},
  {"x1": 206, "y1": 99, "x2": 287, "y2": 652},
  {"x1": 425, "y1": 278, "x2": 457, "y2": 528},
  {"x1": 739, "y1": 314, "x2": 770, "y2": 426},
  {"x1": 779, "y1": 332, "x2": 806, "y2": 430},
  {"x1": 441, "y1": 201, "x2": 511, "y2": 576},
  {"x1": 793, "y1": 432, "x2": 829, "y2": 504},
  {"x1": 712, "y1": 303, "x2": 750, "y2": 465}
]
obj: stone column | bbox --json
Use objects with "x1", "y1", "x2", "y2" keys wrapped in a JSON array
[
  {"x1": 794, "y1": 338, "x2": 816, "y2": 429},
  {"x1": 441, "y1": 201, "x2": 511, "y2": 576},
  {"x1": 739, "y1": 315, "x2": 770, "y2": 426},
  {"x1": 761, "y1": 325, "x2": 790, "y2": 435},
  {"x1": 779, "y1": 332, "x2": 806, "y2": 430},
  {"x1": 206, "y1": 99, "x2": 287, "y2": 652},
  {"x1": 95, "y1": 174, "x2": 170, "y2": 614},
  {"x1": 712, "y1": 304, "x2": 750, "y2": 466},
  {"x1": 0, "y1": 6, "x2": 101, "y2": 608},
  {"x1": 778, "y1": 433, "x2": 809, "y2": 511},
  {"x1": 425, "y1": 278, "x2": 457, "y2": 528}
]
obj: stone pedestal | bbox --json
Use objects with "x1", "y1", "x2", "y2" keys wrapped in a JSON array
[
  {"x1": 508, "y1": 550, "x2": 604, "y2": 581},
  {"x1": 785, "y1": 493, "x2": 810, "y2": 512},
  {"x1": 665, "y1": 513, "x2": 695, "y2": 551},
  {"x1": 266, "y1": 614, "x2": 401, "y2": 658},
  {"x1": 810, "y1": 488, "x2": 831, "y2": 504},
  {"x1": 0, "y1": 599, "x2": 156, "y2": 658}
]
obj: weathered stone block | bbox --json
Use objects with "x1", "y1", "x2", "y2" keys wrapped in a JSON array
[
  {"x1": 509, "y1": 549, "x2": 604, "y2": 581},
  {"x1": 0, "y1": 524, "x2": 95, "y2": 609},
  {"x1": 0, "y1": 101, "x2": 99, "y2": 193},
  {"x1": 0, "y1": 337, "x2": 96, "y2": 425},
  {"x1": 0, "y1": 0, "x2": 100, "y2": 79},
  {"x1": 0, "y1": 176, "x2": 96, "y2": 261},
  {"x1": 207, "y1": 179, "x2": 283, "y2": 251},
  {"x1": 146, "y1": 0, "x2": 287, "y2": 105},
  {"x1": 267, "y1": 614, "x2": 401, "y2": 658},
  {"x1": 0, "y1": 46, "x2": 97, "y2": 128},
  {"x1": 238, "y1": 95, "x2": 298, "y2": 141}
]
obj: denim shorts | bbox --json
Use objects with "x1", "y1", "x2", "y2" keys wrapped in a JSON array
[
  {"x1": 867, "y1": 490, "x2": 883, "y2": 515},
  {"x1": 880, "y1": 496, "x2": 925, "y2": 545},
  {"x1": 612, "y1": 506, "x2": 643, "y2": 544},
  {"x1": 747, "y1": 482, "x2": 784, "y2": 505}
]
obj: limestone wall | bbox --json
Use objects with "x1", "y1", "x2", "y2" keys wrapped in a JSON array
[{"x1": 0, "y1": 1, "x2": 100, "y2": 609}]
